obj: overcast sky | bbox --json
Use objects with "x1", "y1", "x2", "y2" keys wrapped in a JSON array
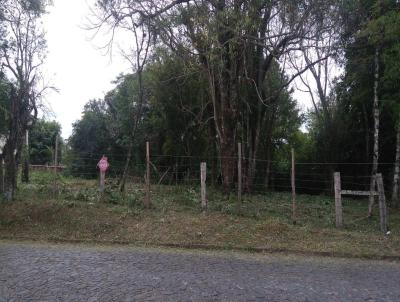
[
  {"x1": 42, "y1": 0, "x2": 130, "y2": 138},
  {"x1": 41, "y1": 0, "x2": 314, "y2": 139}
]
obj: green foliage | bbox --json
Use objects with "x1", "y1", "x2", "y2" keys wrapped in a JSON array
[
  {"x1": 67, "y1": 100, "x2": 115, "y2": 178},
  {"x1": 29, "y1": 119, "x2": 62, "y2": 164},
  {"x1": 145, "y1": 50, "x2": 210, "y2": 159},
  {"x1": 304, "y1": 0, "x2": 400, "y2": 180}
]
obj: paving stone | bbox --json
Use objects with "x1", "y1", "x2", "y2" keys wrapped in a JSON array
[{"x1": 0, "y1": 243, "x2": 399, "y2": 301}]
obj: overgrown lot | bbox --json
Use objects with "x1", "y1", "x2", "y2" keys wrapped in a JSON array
[{"x1": 0, "y1": 172, "x2": 399, "y2": 259}]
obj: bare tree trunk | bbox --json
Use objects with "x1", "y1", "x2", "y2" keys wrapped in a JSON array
[
  {"x1": 264, "y1": 143, "x2": 272, "y2": 190},
  {"x1": 207, "y1": 69, "x2": 237, "y2": 193},
  {"x1": 368, "y1": 48, "x2": 380, "y2": 217},
  {"x1": 3, "y1": 141, "x2": 17, "y2": 202},
  {"x1": 207, "y1": 118, "x2": 217, "y2": 187},
  {"x1": 392, "y1": 120, "x2": 400, "y2": 207},
  {"x1": 119, "y1": 25, "x2": 150, "y2": 193},
  {"x1": 119, "y1": 140, "x2": 133, "y2": 193},
  {"x1": 220, "y1": 133, "x2": 236, "y2": 193},
  {"x1": 362, "y1": 103, "x2": 370, "y2": 186},
  {"x1": 119, "y1": 67, "x2": 145, "y2": 193},
  {"x1": 21, "y1": 129, "x2": 29, "y2": 183},
  {"x1": 3, "y1": 87, "x2": 21, "y2": 201}
]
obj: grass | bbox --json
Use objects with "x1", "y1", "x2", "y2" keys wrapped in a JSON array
[{"x1": 0, "y1": 171, "x2": 399, "y2": 259}]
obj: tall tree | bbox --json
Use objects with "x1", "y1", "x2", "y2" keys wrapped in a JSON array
[
  {"x1": 363, "y1": 0, "x2": 399, "y2": 216},
  {"x1": 89, "y1": 2, "x2": 152, "y2": 194},
  {"x1": 0, "y1": 74, "x2": 11, "y2": 195},
  {"x1": 0, "y1": 0, "x2": 49, "y2": 200},
  {"x1": 93, "y1": 0, "x2": 338, "y2": 192}
]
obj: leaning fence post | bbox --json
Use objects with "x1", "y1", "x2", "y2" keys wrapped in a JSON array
[
  {"x1": 376, "y1": 173, "x2": 388, "y2": 234},
  {"x1": 145, "y1": 141, "x2": 151, "y2": 208},
  {"x1": 334, "y1": 172, "x2": 343, "y2": 228},
  {"x1": 200, "y1": 162, "x2": 207, "y2": 210},
  {"x1": 291, "y1": 148, "x2": 296, "y2": 223}
]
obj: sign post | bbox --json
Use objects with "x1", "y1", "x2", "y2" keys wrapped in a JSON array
[{"x1": 97, "y1": 155, "x2": 109, "y2": 193}]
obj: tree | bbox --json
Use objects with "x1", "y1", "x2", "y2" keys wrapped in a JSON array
[
  {"x1": 89, "y1": 2, "x2": 152, "y2": 194},
  {"x1": 306, "y1": 0, "x2": 400, "y2": 202},
  {"x1": 29, "y1": 120, "x2": 62, "y2": 165},
  {"x1": 0, "y1": 0, "x2": 49, "y2": 200},
  {"x1": 69, "y1": 51, "x2": 303, "y2": 198},
  {"x1": 0, "y1": 73, "x2": 11, "y2": 194},
  {"x1": 355, "y1": 0, "x2": 399, "y2": 215},
  {"x1": 93, "y1": 0, "x2": 339, "y2": 192},
  {"x1": 290, "y1": 3, "x2": 343, "y2": 168},
  {"x1": 378, "y1": 7, "x2": 400, "y2": 206},
  {"x1": 68, "y1": 100, "x2": 113, "y2": 178}
]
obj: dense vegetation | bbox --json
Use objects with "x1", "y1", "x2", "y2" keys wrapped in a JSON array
[{"x1": 1, "y1": 0, "x2": 399, "y2": 209}]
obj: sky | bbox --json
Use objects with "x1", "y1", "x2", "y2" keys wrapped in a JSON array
[
  {"x1": 41, "y1": 0, "x2": 315, "y2": 139},
  {"x1": 42, "y1": 0, "x2": 131, "y2": 138}
]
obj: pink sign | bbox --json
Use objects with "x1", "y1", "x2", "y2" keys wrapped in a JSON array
[{"x1": 97, "y1": 156, "x2": 109, "y2": 172}]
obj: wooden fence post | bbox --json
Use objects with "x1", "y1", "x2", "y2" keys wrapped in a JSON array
[
  {"x1": 99, "y1": 170, "x2": 105, "y2": 193},
  {"x1": 200, "y1": 162, "x2": 207, "y2": 210},
  {"x1": 334, "y1": 172, "x2": 343, "y2": 228},
  {"x1": 237, "y1": 142, "x2": 242, "y2": 209},
  {"x1": 376, "y1": 173, "x2": 388, "y2": 234},
  {"x1": 53, "y1": 135, "x2": 59, "y2": 197},
  {"x1": 291, "y1": 148, "x2": 296, "y2": 223},
  {"x1": 145, "y1": 141, "x2": 151, "y2": 208}
]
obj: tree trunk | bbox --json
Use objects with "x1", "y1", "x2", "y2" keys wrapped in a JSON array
[
  {"x1": 119, "y1": 25, "x2": 149, "y2": 193},
  {"x1": 206, "y1": 66, "x2": 237, "y2": 193},
  {"x1": 368, "y1": 47, "x2": 380, "y2": 217},
  {"x1": 3, "y1": 141, "x2": 17, "y2": 201},
  {"x1": 119, "y1": 66, "x2": 145, "y2": 193},
  {"x1": 362, "y1": 103, "x2": 370, "y2": 184},
  {"x1": 392, "y1": 120, "x2": 400, "y2": 207},
  {"x1": 220, "y1": 133, "x2": 236, "y2": 193},
  {"x1": 0, "y1": 156, "x2": 4, "y2": 195},
  {"x1": 207, "y1": 118, "x2": 217, "y2": 187},
  {"x1": 119, "y1": 140, "x2": 133, "y2": 193},
  {"x1": 3, "y1": 87, "x2": 21, "y2": 201},
  {"x1": 263, "y1": 113, "x2": 275, "y2": 191},
  {"x1": 21, "y1": 130, "x2": 29, "y2": 183},
  {"x1": 264, "y1": 144, "x2": 272, "y2": 190}
]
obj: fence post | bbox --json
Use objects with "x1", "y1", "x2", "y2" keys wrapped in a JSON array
[
  {"x1": 291, "y1": 148, "x2": 296, "y2": 224},
  {"x1": 53, "y1": 135, "x2": 59, "y2": 197},
  {"x1": 237, "y1": 142, "x2": 242, "y2": 209},
  {"x1": 334, "y1": 172, "x2": 343, "y2": 228},
  {"x1": 376, "y1": 173, "x2": 388, "y2": 234},
  {"x1": 99, "y1": 170, "x2": 105, "y2": 193},
  {"x1": 201, "y1": 162, "x2": 207, "y2": 210},
  {"x1": 145, "y1": 141, "x2": 151, "y2": 208}
]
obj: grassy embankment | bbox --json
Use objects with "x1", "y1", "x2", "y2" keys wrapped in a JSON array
[{"x1": 0, "y1": 171, "x2": 399, "y2": 259}]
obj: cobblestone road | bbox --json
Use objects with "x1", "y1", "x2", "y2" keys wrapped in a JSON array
[{"x1": 0, "y1": 242, "x2": 399, "y2": 301}]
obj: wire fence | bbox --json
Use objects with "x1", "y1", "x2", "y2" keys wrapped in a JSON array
[{"x1": 22, "y1": 145, "x2": 398, "y2": 233}]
